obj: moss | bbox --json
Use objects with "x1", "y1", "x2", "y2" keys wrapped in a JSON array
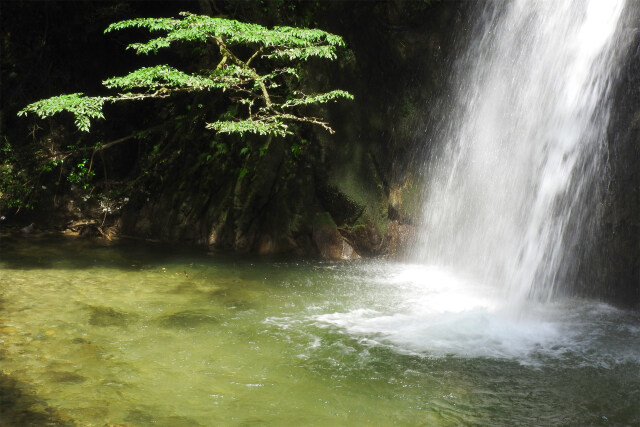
[
  {"x1": 311, "y1": 211, "x2": 337, "y2": 227},
  {"x1": 329, "y1": 168, "x2": 388, "y2": 235},
  {"x1": 316, "y1": 183, "x2": 364, "y2": 226},
  {"x1": 389, "y1": 175, "x2": 423, "y2": 222}
]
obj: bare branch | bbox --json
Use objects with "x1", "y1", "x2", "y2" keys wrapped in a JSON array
[
  {"x1": 246, "y1": 46, "x2": 264, "y2": 67},
  {"x1": 212, "y1": 35, "x2": 272, "y2": 108}
]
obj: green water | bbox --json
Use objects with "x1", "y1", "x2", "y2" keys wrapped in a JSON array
[{"x1": 1, "y1": 236, "x2": 638, "y2": 426}]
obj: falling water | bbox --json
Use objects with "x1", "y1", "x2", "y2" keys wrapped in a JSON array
[{"x1": 415, "y1": 0, "x2": 629, "y2": 305}]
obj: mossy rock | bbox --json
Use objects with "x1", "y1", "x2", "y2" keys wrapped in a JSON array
[{"x1": 311, "y1": 211, "x2": 337, "y2": 228}]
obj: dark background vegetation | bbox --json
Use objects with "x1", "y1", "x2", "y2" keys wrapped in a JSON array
[
  {"x1": 0, "y1": 0, "x2": 467, "y2": 250},
  {"x1": 1, "y1": 0, "x2": 638, "y2": 306}
]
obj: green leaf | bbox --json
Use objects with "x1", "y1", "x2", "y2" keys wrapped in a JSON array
[
  {"x1": 105, "y1": 12, "x2": 347, "y2": 60},
  {"x1": 282, "y1": 90, "x2": 354, "y2": 108},
  {"x1": 103, "y1": 65, "x2": 225, "y2": 91},
  {"x1": 207, "y1": 119, "x2": 291, "y2": 137},
  {"x1": 18, "y1": 93, "x2": 105, "y2": 132},
  {"x1": 105, "y1": 17, "x2": 178, "y2": 34}
]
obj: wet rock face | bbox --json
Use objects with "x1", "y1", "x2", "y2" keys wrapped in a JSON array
[
  {"x1": 383, "y1": 221, "x2": 415, "y2": 258},
  {"x1": 254, "y1": 234, "x2": 298, "y2": 256},
  {"x1": 339, "y1": 223, "x2": 383, "y2": 257},
  {"x1": 606, "y1": 13, "x2": 640, "y2": 307},
  {"x1": 579, "y1": 6, "x2": 640, "y2": 307}
]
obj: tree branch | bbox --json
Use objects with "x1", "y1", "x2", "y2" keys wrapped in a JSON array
[
  {"x1": 273, "y1": 113, "x2": 335, "y2": 134},
  {"x1": 212, "y1": 35, "x2": 272, "y2": 108},
  {"x1": 93, "y1": 124, "x2": 165, "y2": 153},
  {"x1": 246, "y1": 46, "x2": 263, "y2": 67}
]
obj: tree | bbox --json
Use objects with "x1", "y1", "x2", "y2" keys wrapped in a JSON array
[{"x1": 18, "y1": 12, "x2": 353, "y2": 137}]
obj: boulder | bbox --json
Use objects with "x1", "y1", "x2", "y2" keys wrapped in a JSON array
[
  {"x1": 312, "y1": 224, "x2": 360, "y2": 260},
  {"x1": 338, "y1": 223, "x2": 383, "y2": 256}
]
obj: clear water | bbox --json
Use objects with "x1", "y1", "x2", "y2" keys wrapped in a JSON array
[{"x1": 1, "y1": 236, "x2": 639, "y2": 426}]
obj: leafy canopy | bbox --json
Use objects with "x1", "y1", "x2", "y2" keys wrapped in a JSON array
[{"x1": 19, "y1": 12, "x2": 353, "y2": 136}]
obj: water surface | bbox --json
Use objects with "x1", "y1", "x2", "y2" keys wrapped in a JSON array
[{"x1": 1, "y1": 236, "x2": 638, "y2": 426}]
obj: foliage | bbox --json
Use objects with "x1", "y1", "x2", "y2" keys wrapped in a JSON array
[
  {"x1": 67, "y1": 158, "x2": 95, "y2": 190},
  {"x1": 0, "y1": 139, "x2": 35, "y2": 212},
  {"x1": 19, "y1": 12, "x2": 353, "y2": 137},
  {"x1": 0, "y1": 136, "x2": 98, "y2": 214},
  {"x1": 18, "y1": 93, "x2": 105, "y2": 132}
]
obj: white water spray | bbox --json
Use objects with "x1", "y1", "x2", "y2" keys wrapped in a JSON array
[{"x1": 415, "y1": 0, "x2": 628, "y2": 304}]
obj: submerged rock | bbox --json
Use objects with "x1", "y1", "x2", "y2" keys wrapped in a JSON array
[
  {"x1": 87, "y1": 306, "x2": 131, "y2": 327},
  {"x1": 20, "y1": 223, "x2": 35, "y2": 234},
  {"x1": 124, "y1": 409, "x2": 203, "y2": 427},
  {"x1": 157, "y1": 310, "x2": 219, "y2": 329},
  {"x1": 49, "y1": 371, "x2": 87, "y2": 384}
]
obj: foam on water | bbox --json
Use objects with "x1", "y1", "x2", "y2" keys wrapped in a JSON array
[{"x1": 311, "y1": 264, "x2": 639, "y2": 366}]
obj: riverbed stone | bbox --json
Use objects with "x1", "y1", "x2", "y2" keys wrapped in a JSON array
[
  {"x1": 87, "y1": 306, "x2": 131, "y2": 327},
  {"x1": 49, "y1": 371, "x2": 87, "y2": 384}
]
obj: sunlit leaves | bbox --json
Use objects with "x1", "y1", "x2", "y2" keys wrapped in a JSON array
[
  {"x1": 104, "y1": 17, "x2": 178, "y2": 33},
  {"x1": 207, "y1": 118, "x2": 290, "y2": 137},
  {"x1": 283, "y1": 90, "x2": 354, "y2": 108},
  {"x1": 107, "y1": 12, "x2": 347, "y2": 60},
  {"x1": 209, "y1": 65, "x2": 254, "y2": 83},
  {"x1": 18, "y1": 93, "x2": 105, "y2": 132},
  {"x1": 103, "y1": 65, "x2": 224, "y2": 91},
  {"x1": 20, "y1": 12, "x2": 353, "y2": 136},
  {"x1": 270, "y1": 26, "x2": 345, "y2": 47},
  {"x1": 264, "y1": 45, "x2": 338, "y2": 60}
]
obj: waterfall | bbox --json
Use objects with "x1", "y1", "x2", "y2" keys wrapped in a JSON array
[
  {"x1": 314, "y1": 0, "x2": 636, "y2": 362},
  {"x1": 415, "y1": 0, "x2": 630, "y2": 305}
]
